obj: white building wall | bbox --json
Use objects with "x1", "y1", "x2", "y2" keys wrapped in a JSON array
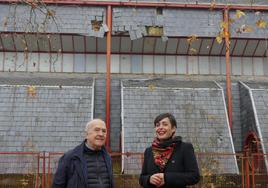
[{"x1": 0, "y1": 52, "x2": 267, "y2": 76}]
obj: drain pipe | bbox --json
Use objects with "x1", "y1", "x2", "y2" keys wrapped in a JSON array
[
  {"x1": 224, "y1": 8, "x2": 233, "y2": 132},
  {"x1": 106, "y1": 5, "x2": 112, "y2": 151}
]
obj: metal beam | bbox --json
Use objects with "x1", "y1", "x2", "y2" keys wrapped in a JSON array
[
  {"x1": 105, "y1": 5, "x2": 112, "y2": 152},
  {"x1": 0, "y1": 0, "x2": 268, "y2": 10}
]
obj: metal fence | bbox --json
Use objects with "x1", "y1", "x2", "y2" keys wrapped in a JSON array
[
  {"x1": 0, "y1": 152, "x2": 41, "y2": 188},
  {"x1": 0, "y1": 152, "x2": 268, "y2": 188}
]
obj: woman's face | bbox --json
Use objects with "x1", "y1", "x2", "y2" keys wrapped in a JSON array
[{"x1": 155, "y1": 117, "x2": 176, "y2": 141}]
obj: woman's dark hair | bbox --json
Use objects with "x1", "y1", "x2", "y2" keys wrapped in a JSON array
[{"x1": 154, "y1": 113, "x2": 177, "y2": 128}]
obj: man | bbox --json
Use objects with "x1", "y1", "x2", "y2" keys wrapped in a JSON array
[{"x1": 52, "y1": 119, "x2": 114, "y2": 188}]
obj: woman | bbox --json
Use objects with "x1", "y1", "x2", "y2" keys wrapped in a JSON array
[{"x1": 139, "y1": 113, "x2": 200, "y2": 188}]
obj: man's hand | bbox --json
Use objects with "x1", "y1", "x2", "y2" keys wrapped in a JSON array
[{"x1": 149, "y1": 173, "x2": 165, "y2": 187}]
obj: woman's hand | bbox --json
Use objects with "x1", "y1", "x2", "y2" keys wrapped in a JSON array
[{"x1": 149, "y1": 173, "x2": 165, "y2": 187}]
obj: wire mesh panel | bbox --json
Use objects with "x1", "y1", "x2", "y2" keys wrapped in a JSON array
[
  {"x1": 112, "y1": 153, "x2": 142, "y2": 188},
  {"x1": 121, "y1": 153, "x2": 143, "y2": 174},
  {"x1": 248, "y1": 154, "x2": 268, "y2": 188},
  {"x1": 197, "y1": 153, "x2": 240, "y2": 175},
  {"x1": 192, "y1": 153, "x2": 243, "y2": 188},
  {"x1": 46, "y1": 153, "x2": 63, "y2": 188},
  {"x1": 2, "y1": 152, "x2": 267, "y2": 188},
  {"x1": 0, "y1": 152, "x2": 40, "y2": 188}
]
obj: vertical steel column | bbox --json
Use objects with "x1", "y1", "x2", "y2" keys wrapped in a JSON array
[
  {"x1": 252, "y1": 155, "x2": 255, "y2": 188},
  {"x1": 36, "y1": 153, "x2": 40, "y2": 188},
  {"x1": 245, "y1": 156, "x2": 250, "y2": 188},
  {"x1": 106, "y1": 5, "x2": 112, "y2": 151},
  {"x1": 241, "y1": 155, "x2": 245, "y2": 188},
  {"x1": 42, "y1": 151, "x2": 46, "y2": 188},
  {"x1": 48, "y1": 153, "x2": 51, "y2": 187},
  {"x1": 224, "y1": 8, "x2": 233, "y2": 131}
]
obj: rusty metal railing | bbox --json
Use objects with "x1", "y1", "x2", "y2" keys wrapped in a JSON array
[{"x1": 1, "y1": 151, "x2": 268, "y2": 188}]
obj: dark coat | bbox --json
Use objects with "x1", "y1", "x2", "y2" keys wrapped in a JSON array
[
  {"x1": 139, "y1": 141, "x2": 200, "y2": 188},
  {"x1": 52, "y1": 141, "x2": 114, "y2": 188}
]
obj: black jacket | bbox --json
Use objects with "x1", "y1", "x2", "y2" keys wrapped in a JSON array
[
  {"x1": 139, "y1": 141, "x2": 200, "y2": 188},
  {"x1": 52, "y1": 141, "x2": 114, "y2": 188}
]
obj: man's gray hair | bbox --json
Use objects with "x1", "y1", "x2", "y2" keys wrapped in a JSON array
[{"x1": 85, "y1": 119, "x2": 106, "y2": 132}]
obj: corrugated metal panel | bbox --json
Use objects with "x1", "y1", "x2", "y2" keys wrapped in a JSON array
[
  {"x1": 199, "y1": 56, "x2": 209, "y2": 74},
  {"x1": 62, "y1": 54, "x2": 74, "y2": 72},
  {"x1": 27, "y1": 53, "x2": 39, "y2": 72},
  {"x1": 50, "y1": 35, "x2": 61, "y2": 52},
  {"x1": 199, "y1": 39, "x2": 213, "y2": 55},
  {"x1": 165, "y1": 56, "x2": 176, "y2": 74},
  {"x1": 61, "y1": 35, "x2": 73, "y2": 52},
  {"x1": 242, "y1": 57, "x2": 253, "y2": 76},
  {"x1": 222, "y1": 39, "x2": 236, "y2": 56},
  {"x1": 86, "y1": 54, "x2": 97, "y2": 72},
  {"x1": 142, "y1": 55, "x2": 153, "y2": 73},
  {"x1": 254, "y1": 40, "x2": 266, "y2": 57},
  {"x1": 210, "y1": 56, "x2": 221, "y2": 75},
  {"x1": 50, "y1": 53, "x2": 62, "y2": 72},
  {"x1": 85, "y1": 37, "x2": 96, "y2": 53},
  {"x1": 176, "y1": 56, "x2": 187, "y2": 74},
  {"x1": 120, "y1": 37, "x2": 132, "y2": 53},
  {"x1": 13, "y1": 34, "x2": 26, "y2": 51},
  {"x1": 0, "y1": 33, "x2": 267, "y2": 57},
  {"x1": 97, "y1": 54, "x2": 106, "y2": 73},
  {"x1": 74, "y1": 54, "x2": 85, "y2": 72},
  {"x1": 253, "y1": 57, "x2": 264, "y2": 76},
  {"x1": 111, "y1": 36, "x2": 120, "y2": 53},
  {"x1": 166, "y1": 38, "x2": 178, "y2": 54},
  {"x1": 73, "y1": 35, "x2": 85, "y2": 52},
  {"x1": 131, "y1": 55, "x2": 142, "y2": 73},
  {"x1": 120, "y1": 54, "x2": 131, "y2": 73},
  {"x1": 111, "y1": 54, "x2": 120, "y2": 73},
  {"x1": 1, "y1": 34, "x2": 14, "y2": 51},
  {"x1": 188, "y1": 39, "x2": 201, "y2": 55},
  {"x1": 132, "y1": 38, "x2": 143, "y2": 53},
  {"x1": 4, "y1": 52, "x2": 16, "y2": 71},
  {"x1": 243, "y1": 40, "x2": 259, "y2": 57},
  {"x1": 0, "y1": 52, "x2": 3, "y2": 71},
  {"x1": 97, "y1": 38, "x2": 106, "y2": 53},
  {"x1": 231, "y1": 57, "x2": 242, "y2": 75},
  {"x1": 154, "y1": 55, "x2": 165, "y2": 73},
  {"x1": 143, "y1": 38, "x2": 155, "y2": 53},
  {"x1": 25, "y1": 34, "x2": 39, "y2": 52},
  {"x1": 210, "y1": 40, "x2": 223, "y2": 55},
  {"x1": 232, "y1": 40, "x2": 248, "y2": 56},
  {"x1": 177, "y1": 38, "x2": 188, "y2": 54},
  {"x1": 188, "y1": 56, "x2": 198, "y2": 74},
  {"x1": 154, "y1": 38, "x2": 166, "y2": 54}
]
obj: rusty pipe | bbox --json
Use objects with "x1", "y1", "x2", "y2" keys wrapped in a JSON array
[{"x1": 105, "y1": 5, "x2": 112, "y2": 152}]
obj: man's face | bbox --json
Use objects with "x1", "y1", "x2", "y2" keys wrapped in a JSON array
[
  {"x1": 155, "y1": 117, "x2": 176, "y2": 141},
  {"x1": 86, "y1": 121, "x2": 107, "y2": 150}
]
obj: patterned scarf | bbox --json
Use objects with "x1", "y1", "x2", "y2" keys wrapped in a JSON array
[{"x1": 152, "y1": 136, "x2": 181, "y2": 172}]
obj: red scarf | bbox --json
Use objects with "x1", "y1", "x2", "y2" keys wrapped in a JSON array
[{"x1": 152, "y1": 136, "x2": 181, "y2": 172}]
